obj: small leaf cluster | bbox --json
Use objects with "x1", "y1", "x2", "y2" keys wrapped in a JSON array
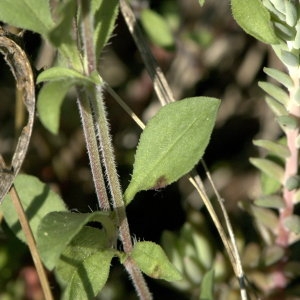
[{"x1": 232, "y1": 0, "x2": 300, "y2": 296}]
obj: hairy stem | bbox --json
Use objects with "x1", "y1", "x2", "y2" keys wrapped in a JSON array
[
  {"x1": 78, "y1": 2, "x2": 152, "y2": 298},
  {"x1": 76, "y1": 88, "x2": 110, "y2": 210}
]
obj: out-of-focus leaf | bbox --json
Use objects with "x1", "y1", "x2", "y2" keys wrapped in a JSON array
[
  {"x1": 263, "y1": 245, "x2": 285, "y2": 266},
  {"x1": 284, "y1": 215, "x2": 300, "y2": 234},
  {"x1": 285, "y1": 175, "x2": 300, "y2": 191},
  {"x1": 258, "y1": 81, "x2": 289, "y2": 105},
  {"x1": 251, "y1": 206, "x2": 279, "y2": 231},
  {"x1": 265, "y1": 96, "x2": 288, "y2": 116},
  {"x1": 263, "y1": 67, "x2": 293, "y2": 89},
  {"x1": 250, "y1": 158, "x2": 284, "y2": 183},
  {"x1": 242, "y1": 243, "x2": 260, "y2": 267},
  {"x1": 254, "y1": 195, "x2": 284, "y2": 209},
  {"x1": 48, "y1": 0, "x2": 77, "y2": 46},
  {"x1": 199, "y1": 269, "x2": 214, "y2": 300},
  {"x1": 253, "y1": 139, "x2": 290, "y2": 159},
  {"x1": 277, "y1": 115, "x2": 298, "y2": 129},
  {"x1": 140, "y1": 8, "x2": 175, "y2": 49}
]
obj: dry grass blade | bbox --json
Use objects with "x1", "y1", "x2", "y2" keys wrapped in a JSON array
[{"x1": 0, "y1": 27, "x2": 35, "y2": 202}]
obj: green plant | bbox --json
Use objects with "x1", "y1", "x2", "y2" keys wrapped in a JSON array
[
  {"x1": 1, "y1": 0, "x2": 300, "y2": 299},
  {"x1": 0, "y1": 1, "x2": 222, "y2": 299}
]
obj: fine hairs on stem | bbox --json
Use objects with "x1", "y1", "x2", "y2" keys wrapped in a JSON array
[{"x1": 77, "y1": 1, "x2": 152, "y2": 298}]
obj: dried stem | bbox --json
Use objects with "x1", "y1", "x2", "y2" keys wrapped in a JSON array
[
  {"x1": 9, "y1": 185, "x2": 53, "y2": 300},
  {"x1": 119, "y1": 1, "x2": 247, "y2": 298}
]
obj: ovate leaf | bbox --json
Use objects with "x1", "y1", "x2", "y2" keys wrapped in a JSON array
[
  {"x1": 124, "y1": 97, "x2": 220, "y2": 204},
  {"x1": 200, "y1": 269, "x2": 214, "y2": 300},
  {"x1": 37, "y1": 81, "x2": 73, "y2": 134},
  {"x1": 56, "y1": 227, "x2": 115, "y2": 300},
  {"x1": 0, "y1": 174, "x2": 67, "y2": 243},
  {"x1": 37, "y1": 67, "x2": 100, "y2": 85},
  {"x1": 140, "y1": 9, "x2": 175, "y2": 49},
  {"x1": 37, "y1": 211, "x2": 115, "y2": 270},
  {"x1": 231, "y1": 0, "x2": 279, "y2": 44},
  {"x1": 0, "y1": 0, "x2": 54, "y2": 36},
  {"x1": 131, "y1": 241, "x2": 182, "y2": 281}
]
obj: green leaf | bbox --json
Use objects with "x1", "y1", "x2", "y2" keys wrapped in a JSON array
[
  {"x1": 280, "y1": 50, "x2": 299, "y2": 67},
  {"x1": 260, "y1": 170, "x2": 281, "y2": 195},
  {"x1": 250, "y1": 157, "x2": 284, "y2": 183},
  {"x1": 37, "y1": 67, "x2": 100, "y2": 85},
  {"x1": 0, "y1": 0, "x2": 54, "y2": 36},
  {"x1": 37, "y1": 81, "x2": 73, "y2": 134},
  {"x1": 200, "y1": 269, "x2": 214, "y2": 300},
  {"x1": 284, "y1": 215, "x2": 300, "y2": 234},
  {"x1": 48, "y1": 0, "x2": 77, "y2": 47},
  {"x1": 131, "y1": 241, "x2": 182, "y2": 281},
  {"x1": 285, "y1": 0, "x2": 297, "y2": 27},
  {"x1": 140, "y1": 9, "x2": 175, "y2": 49},
  {"x1": 56, "y1": 227, "x2": 115, "y2": 300},
  {"x1": 251, "y1": 206, "x2": 279, "y2": 231},
  {"x1": 231, "y1": 0, "x2": 279, "y2": 44},
  {"x1": 265, "y1": 96, "x2": 288, "y2": 116},
  {"x1": 124, "y1": 97, "x2": 220, "y2": 204},
  {"x1": 258, "y1": 81, "x2": 289, "y2": 105},
  {"x1": 198, "y1": 0, "x2": 206, "y2": 7},
  {"x1": 37, "y1": 211, "x2": 116, "y2": 270},
  {"x1": 0, "y1": 174, "x2": 67, "y2": 243},
  {"x1": 277, "y1": 115, "x2": 298, "y2": 129},
  {"x1": 92, "y1": 0, "x2": 119, "y2": 59},
  {"x1": 254, "y1": 195, "x2": 284, "y2": 209},
  {"x1": 285, "y1": 175, "x2": 300, "y2": 191},
  {"x1": 263, "y1": 245, "x2": 285, "y2": 266},
  {"x1": 253, "y1": 139, "x2": 290, "y2": 159},
  {"x1": 263, "y1": 67, "x2": 293, "y2": 89}
]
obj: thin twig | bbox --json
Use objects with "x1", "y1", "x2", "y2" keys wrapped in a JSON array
[
  {"x1": 119, "y1": 2, "x2": 247, "y2": 298},
  {"x1": 9, "y1": 185, "x2": 53, "y2": 300},
  {"x1": 201, "y1": 160, "x2": 248, "y2": 300},
  {"x1": 119, "y1": 0, "x2": 175, "y2": 105}
]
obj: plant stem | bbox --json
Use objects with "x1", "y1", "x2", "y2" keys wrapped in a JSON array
[
  {"x1": 9, "y1": 185, "x2": 53, "y2": 300},
  {"x1": 119, "y1": 0, "x2": 174, "y2": 105},
  {"x1": 76, "y1": 88, "x2": 110, "y2": 210},
  {"x1": 78, "y1": 2, "x2": 152, "y2": 298},
  {"x1": 120, "y1": 1, "x2": 248, "y2": 297},
  {"x1": 276, "y1": 66, "x2": 300, "y2": 247}
]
